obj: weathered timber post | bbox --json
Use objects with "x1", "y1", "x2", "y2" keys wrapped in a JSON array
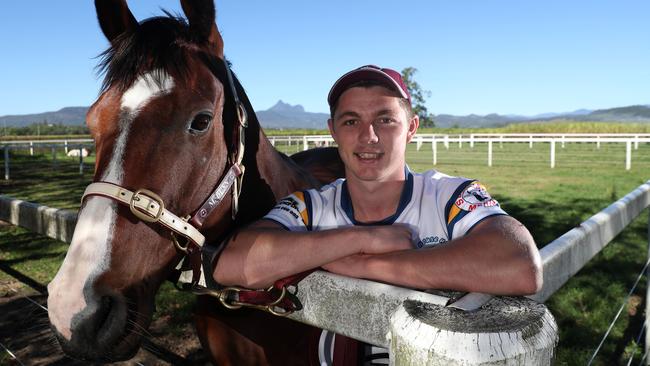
[
  {"x1": 626, "y1": 140, "x2": 632, "y2": 170},
  {"x1": 432, "y1": 138, "x2": 437, "y2": 166},
  {"x1": 78, "y1": 147, "x2": 84, "y2": 175},
  {"x1": 488, "y1": 140, "x2": 493, "y2": 167},
  {"x1": 389, "y1": 297, "x2": 557, "y2": 365},
  {"x1": 550, "y1": 140, "x2": 556, "y2": 168},
  {"x1": 51, "y1": 146, "x2": 57, "y2": 166}
]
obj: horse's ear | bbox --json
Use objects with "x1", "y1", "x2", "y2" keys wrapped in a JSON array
[
  {"x1": 95, "y1": 0, "x2": 138, "y2": 43},
  {"x1": 180, "y1": 0, "x2": 224, "y2": 58}
]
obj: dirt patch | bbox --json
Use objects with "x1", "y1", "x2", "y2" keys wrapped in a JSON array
[{"x1": 0, "y1": 289, "x2": 209, "y2": 365}]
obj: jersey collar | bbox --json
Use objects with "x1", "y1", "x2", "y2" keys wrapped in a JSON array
[{"x1": 341, "y1": 167, "x2": 414, "y2": 226}]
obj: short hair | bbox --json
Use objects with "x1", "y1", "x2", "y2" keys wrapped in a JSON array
[{"x1": 329, "y1": 80, "x2": 414, "y2": 120}]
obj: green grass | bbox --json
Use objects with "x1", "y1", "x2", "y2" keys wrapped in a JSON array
[{"x1": 1, "y1": 142, "x2": 650, "y2": 364}]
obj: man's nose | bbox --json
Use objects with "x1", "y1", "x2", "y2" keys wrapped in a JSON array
[{"x1": 359, "y1": 123, "x2": 379, "y2": 144}]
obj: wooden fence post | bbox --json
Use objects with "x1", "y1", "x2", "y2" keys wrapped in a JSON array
[
  {"x1": 550, "y1": 140, "x2": 556, "y2": 168},
  {"x1": 79, "y1": 147, "x2": 84, "y2": 175},
  {"x1": 488, "y1": 141, "x2": 493, "y2": 167},
  {"x1": 626, "y1": 141, "x2": 632, "y2": 170},
  {"x1": 3, "y1": 146, "x2": 9, "y2": 180},
  {"x1": 432, "y1": 138, "x2": 437, "y2": 166}
]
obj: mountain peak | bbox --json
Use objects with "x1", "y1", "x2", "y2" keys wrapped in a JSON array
[{"x1": 269, "y1": 100, "x2": 305, "y2": 113}]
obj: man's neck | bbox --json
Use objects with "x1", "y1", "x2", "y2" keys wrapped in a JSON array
[{"x1": 346, "y1": 173, "x2": 407, "y2": 223}]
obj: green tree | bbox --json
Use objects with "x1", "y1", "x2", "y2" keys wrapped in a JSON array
[{"x1": 401, "y1": 67, "x2": 435, "y2": 127}]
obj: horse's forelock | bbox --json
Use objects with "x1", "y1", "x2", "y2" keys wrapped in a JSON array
[{"x1": 97, "y1": 14, "x2": 219, "y2": 93}]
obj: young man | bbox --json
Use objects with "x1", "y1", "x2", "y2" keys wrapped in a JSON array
[{"x1": 214, "y1": 65, "x2": 542, "y2": 296}]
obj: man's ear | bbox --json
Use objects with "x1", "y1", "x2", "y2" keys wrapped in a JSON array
[
  {"x1": 327, "y1": 119, "x2": 337, "y2": 142},
  {"x1": 406, "y1": 115, "x2": 419, "y2": 143}
]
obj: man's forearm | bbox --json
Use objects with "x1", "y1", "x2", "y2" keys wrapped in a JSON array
[
  {"x1": 324, "y1": 216, "x2": 542, "y2": 295},
  {"x1": 214, "y1": 222, "x2": 412, "y2": 289},
  {"x1": 215, "y1": 226, "x2": 362, "y2": 288}
]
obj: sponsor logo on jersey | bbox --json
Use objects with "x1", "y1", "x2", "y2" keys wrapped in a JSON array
[
  {"x1": 454, "y1": 182, "x2": 498, "y2": 212},
  {"x1": 416, "y1": 235, "x2": 447, "y2": 248},
  {"x1": 273, "y1": 192, "x2": 309, "y2": 225}
]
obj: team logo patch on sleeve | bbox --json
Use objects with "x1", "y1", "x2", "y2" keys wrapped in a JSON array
[
  {"x1": 273, "y1": 192, "x2": 309, "y2": 225},
  {"x1": 455, "y1": 182, "x2": 499, "y2": 212}
]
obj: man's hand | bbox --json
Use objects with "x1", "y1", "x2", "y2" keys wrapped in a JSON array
[
  {"x1": 322, "y1": 254, "x2": 370, "y2": 277},
  {"x1": 359, "y1": 224, "x2": 413, "y2": 254}
]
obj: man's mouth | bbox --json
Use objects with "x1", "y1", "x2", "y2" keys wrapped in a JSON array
[{"x1": 354, "y1": 152, "x2": 383, "y2": 160}]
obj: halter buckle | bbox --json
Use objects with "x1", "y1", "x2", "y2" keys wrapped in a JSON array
[{"x1": 129, "y1": 188, "x2": 165, "y2": 223}]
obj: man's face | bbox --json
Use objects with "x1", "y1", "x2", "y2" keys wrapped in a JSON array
[{"x1": 328, "y1": 85, "x2": 418, "y2": 184}]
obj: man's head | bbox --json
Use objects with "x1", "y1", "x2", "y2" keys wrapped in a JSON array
[{"x1": 326, "y1": 65, "x2": 419, "y2": 184}]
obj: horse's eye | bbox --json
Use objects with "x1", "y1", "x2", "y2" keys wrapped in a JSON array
[{"x1": 189, "y1": 113, "x2": 213, "y2": 133}]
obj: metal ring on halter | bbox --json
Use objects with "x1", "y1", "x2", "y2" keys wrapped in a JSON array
[
  {"x1": 129, "y1": 189, "x2": 164, "y2": 223},
  {"x1": 267, "y1": 305, "x2": 293, "y2": 317},
  {"x1": 218, "y1": 287, "x2": 244, "y2": 310},
  {"x1": 171, "y1": 232, "x2": 189, "y2": 253}
]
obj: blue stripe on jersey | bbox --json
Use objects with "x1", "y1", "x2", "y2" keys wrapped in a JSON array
[
  {"x1": 444, "y1": 179, "x2": 474, "y2": 239},
  {"x1": 340, "y1": 170, "x2": 414, "y2": 226},
  {"x1": 444, "y1": 179, "x2": 474, "y2": 222},
  {"x1": 303, "y1": 190, "x2": 313, "y2": 231}
]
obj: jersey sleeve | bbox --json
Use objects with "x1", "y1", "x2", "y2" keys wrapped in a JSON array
[
  {"x1": 263, "y1": 191, "x2": 313, "y2": 232},
  {"x1": 442, "y1": 180, "x2": 507, "y2": 239}
]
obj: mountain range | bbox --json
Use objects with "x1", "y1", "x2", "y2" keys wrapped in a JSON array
[{"x1": 2, "y1": 102, "x2": 649, "y2": 129}]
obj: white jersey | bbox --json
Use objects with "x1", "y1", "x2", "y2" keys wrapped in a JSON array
[
  {"x1": 264, "y1": 169, "x2": 507, "y2": 365},
  {"x1": 264, "y1": 169, "x2": 507, "y2": 246}
]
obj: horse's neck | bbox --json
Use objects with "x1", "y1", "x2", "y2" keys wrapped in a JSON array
[
  {"x1": 252, "y1": 128, "x2": 319, "y2": 196},
  {"x1": 235, "y1": 122, "x2": 318, "y2": 224}
]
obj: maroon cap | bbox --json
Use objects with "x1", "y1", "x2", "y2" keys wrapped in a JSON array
[{"x1": 327, "y1": 65, "x2": 411, "y2": 107}]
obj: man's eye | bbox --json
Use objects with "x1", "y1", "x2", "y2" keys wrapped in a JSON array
[
  {"x1": 343, "y1": 120, "x2": 356, "y2": 126},
  {"x1": 378, "y1": 118, "x2": 395, "y2": 124}
]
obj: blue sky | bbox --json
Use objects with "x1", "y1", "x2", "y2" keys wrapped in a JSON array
[{"x1": 0, "y1": 1, "x2": 648, "y2": 117}]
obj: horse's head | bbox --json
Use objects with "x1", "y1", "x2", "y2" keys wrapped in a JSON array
[{"x1": 47, "y1": 0, "x2": 241, "y2": 360}]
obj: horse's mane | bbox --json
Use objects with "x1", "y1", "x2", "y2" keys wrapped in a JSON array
[{"x1": 97, "y1": 13, "x2": 222, "y2": 92}]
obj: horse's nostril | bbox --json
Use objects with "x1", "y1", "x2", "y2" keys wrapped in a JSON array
[{"x1": 94, "y1": 295, "x2": 113, "y2": 334}]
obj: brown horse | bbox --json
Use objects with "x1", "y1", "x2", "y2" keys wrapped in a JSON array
[{"x1": 46, "y1": 0, "x2": 342, "y2": 364}]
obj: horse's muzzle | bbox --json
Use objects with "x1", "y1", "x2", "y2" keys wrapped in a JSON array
[{"x1": 52, "y1": 293, "x2": 140, "y2": 362}]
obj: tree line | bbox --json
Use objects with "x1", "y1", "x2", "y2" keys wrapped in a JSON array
[{"x1": 1, "y1": 122, "x2": 89, "y2": 136}]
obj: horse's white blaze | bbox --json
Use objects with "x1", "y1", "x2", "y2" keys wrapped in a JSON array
[
  {"x1": 121, "y1": 71, "x2": 175, "y2": 111},
  {"x1": 47, "y1": 71, "x2": 175, "y2": 340}
]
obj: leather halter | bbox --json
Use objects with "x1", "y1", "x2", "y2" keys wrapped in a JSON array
[{"x1": 80, "y1": 60, "x2": 301, "y2": 315}]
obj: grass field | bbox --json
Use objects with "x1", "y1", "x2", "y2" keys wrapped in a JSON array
[{"x1": 1, "y1": 140, "x2": 650, "y2": 365}]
